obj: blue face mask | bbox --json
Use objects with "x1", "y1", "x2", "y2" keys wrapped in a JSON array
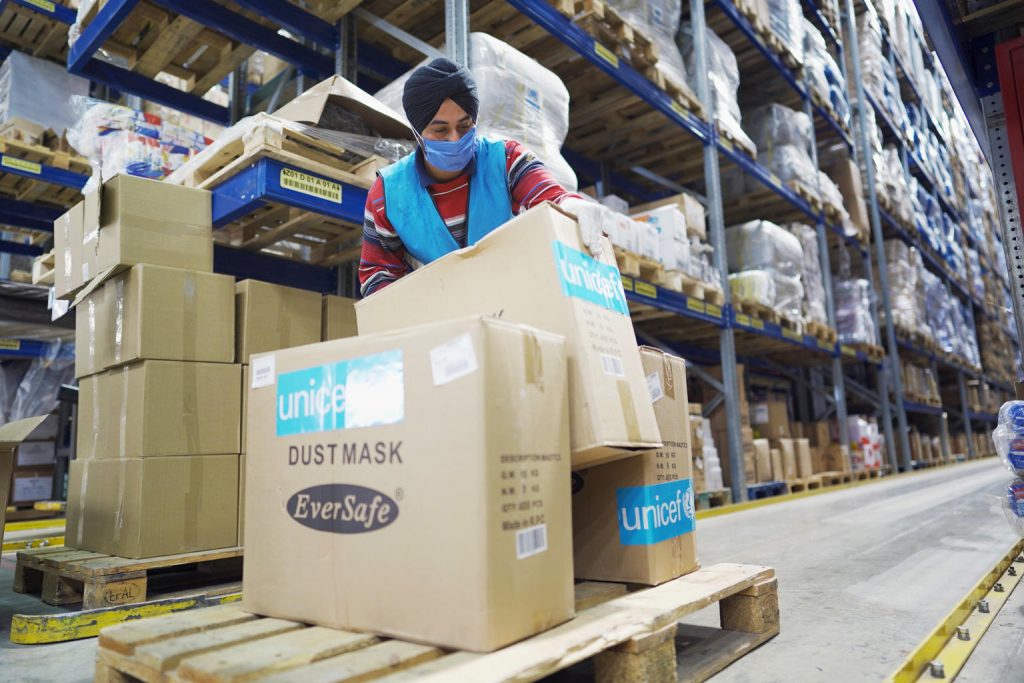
[{"x1": 418, "y1": 127, "x2": 477, "y2": 172}]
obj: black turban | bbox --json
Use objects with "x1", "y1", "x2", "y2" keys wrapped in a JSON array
[{"x1": 402, "y1": 58, "x2": 479, "y2": 134}]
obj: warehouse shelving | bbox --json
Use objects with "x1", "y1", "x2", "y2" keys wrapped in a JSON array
[
  {"x1": 0, "y1": 0, "x2": 75, "y2": 65},
  {"x1": 0, "y1": 155, "x2": 89, "y2": 258}
]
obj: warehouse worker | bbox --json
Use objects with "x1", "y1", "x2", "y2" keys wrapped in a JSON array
[{"x1": 359, "y1": 57, "x2": 604, "y2": 296}]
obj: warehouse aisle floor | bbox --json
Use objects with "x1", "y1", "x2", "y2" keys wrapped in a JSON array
[
  {"x1": 0, "y1": 458, "x2": 1020, "y2": 682},
  {"x1": 690, "y1": 458, "x2": 1020, "y2": 681}
]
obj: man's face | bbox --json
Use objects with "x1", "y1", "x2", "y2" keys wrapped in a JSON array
[{"x1": 421, "y1": 98, "x2": 474, "y2": 142}]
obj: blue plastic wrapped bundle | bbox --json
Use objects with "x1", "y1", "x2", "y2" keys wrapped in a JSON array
[
  {"x1": 994, "y1": 402, "x2": 1024, "y2": 476},
  {"x1": 1005, "y1": 479, "x2": 1024, "y2": 536}
]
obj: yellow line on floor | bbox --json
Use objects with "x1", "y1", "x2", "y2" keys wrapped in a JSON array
[
  {"x1": 2, "y1": 535, "x2": 64, "y2": 552},
  {"x1": 696, "y1": 458, "x2": 991, "y2": 521},
  {"x1": 4, "y1": 518, "x2": 65, "y2": 533},
  {"x1": 888, "y1": 538, "x2": 1024, "y2": 682}
]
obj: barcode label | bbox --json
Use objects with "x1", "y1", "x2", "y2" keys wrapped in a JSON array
[
  {"x1": 430, "y1": 333, "x2": 478, "y2": 386},
  {"x1": 601, "y1": 353, "x2": 625, "y2": 377},
  {"x1": 646, "y1": 372, "x2": 664, "y2": 402},
  {"x1": 280, "y1": 168, "x2": 342, "y2": 203},
  {"x1": 516, "y1": 524, "x2": 548, "y2": 560}
]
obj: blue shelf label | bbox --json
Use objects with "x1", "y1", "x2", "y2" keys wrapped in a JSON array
[{"x1": 594, "y1": 41, "x2": 619, "y2": 68}]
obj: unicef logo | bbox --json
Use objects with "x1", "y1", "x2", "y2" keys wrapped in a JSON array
[{"x1": 683, "y1": 488, "x2": 695, "y2": 520}]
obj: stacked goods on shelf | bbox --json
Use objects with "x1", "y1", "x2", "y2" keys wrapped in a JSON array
[
  {"x1": 612, "y1": 1, "x2": 689, "y2": 94},
  {"x1": 922, "y1": 269, "x2": 981, "y2": 369},
  {"x1": 885, "y1": 239, "x2": 926, "y2": 340},
  {"x1": 376, "y1": 32, "x2": 576, "y2": 190},
  {"x1": 0, "y1": 52, "x2": 90, "y2": 146},
  {"x1": 689, "y1": 408, "x2": 725, "y2": 494},
  {"x1": 847, "y1": 416, "x2": 883, "y2": 471},
  {"x1": 4, "y1": 413, "x2": 59, "y2": 510},
  {"x1": 834, "y1": 278, "x2": 879, "y2": 347},
  {"x1": 64, "y1": 174, "x2": 242, "y2": 559},
  {"x1": 857, "y1": 7, "x2": 908, "y2": 139},
  {"x1": 874, "y1": 146, "x2": 915, "y2": 225},
  {"x1": 979, "y1": 315, "x2": 1015, "y2": 387},
  {"x1": 907, "y1": 426, "x2": 945, "y2": 464},
  {"x1": 785, "y1": 223, "x2": 829, "y2": 337},
  {"x1": 819, "y1": 145, "x2": 872, "y2": 243},
  {"x1": 703, "y1": 364, "x2": 753, "y2": 488},
  {"x1": 966, "y1": 246, "x2": 984, "y2": 302},
  {"x1": 764, "y1": 0, "x2": 805, "y2": 67},
  {"x1": 678, "y1": 24, "x2": 755, "y2": 155},
  {"x1": 573, "y1": 347, "x2": 698, "y2": 585},
  {"x1": 725, "y1": 219, "x2": 805, "y2": 327},
  {"x1": 68, "y1": 100, "x2": 212, "y2": 184},
  {"x1": 801, "y1": 19, "x2": 850, "y2": 130},
  {"x1": 901, "y1": 363, "x2": 940, "y2": 406}
]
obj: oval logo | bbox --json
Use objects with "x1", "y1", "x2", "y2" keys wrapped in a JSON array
[{"x1": 287, "y1": 484, "x2": 399, "y2": 533}]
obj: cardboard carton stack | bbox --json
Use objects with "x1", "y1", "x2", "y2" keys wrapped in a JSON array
[
  {"x1": 65, "y1": 174, "x2": 241, "y2": 559},
  {"x1": 705, "y1": 364, "x2": 756, "y2": 487},
  {"x1": 242, "y1": 203, "x2": 699, "y2": 652},
  {"x1": 6, "y1": 414, "x2": 58, "y2": 508}
]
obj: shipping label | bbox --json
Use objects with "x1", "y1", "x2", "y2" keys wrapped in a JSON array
[
  {"x1": 552, "y1": 241, "x2": 629, "y2": 315},
  {"x1": 616, "y1": 478, "x2": 695, "y2": 546},
  {"x1": 280, "y1": 168, "x2": 342, "y2": 203},
  {"x1": 276, "y1": 350, "x2": 403, "y2": 436}
]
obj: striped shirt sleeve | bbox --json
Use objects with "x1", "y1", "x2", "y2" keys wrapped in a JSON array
[
  {"x1": 358, "y1": 177, "x2": 409, "y2": 298},
  {"x1": 504, "y1": 139, "x2": 581, "y2": 211}
]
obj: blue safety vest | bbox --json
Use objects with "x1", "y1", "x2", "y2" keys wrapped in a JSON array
[{"x1": 378, "y1": 137, "x2": 514, "y2": 266}]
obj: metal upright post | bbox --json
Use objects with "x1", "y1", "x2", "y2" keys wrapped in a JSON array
[
  {"x1": 445, "y1": 0, "x2": 469, "y2": 66},
  {"x1": 691, "y1": 0, "x2": 746, "y2": 501},
  {"x1": 228, "y1": 64, "x2": 246, "y2": 124},
  {"x1": 861, "y1": 247, "x2": 898, "y2": 469},
  {"x1": 842, "y1": 0, "x2": 911, "y2": 470},
  {"x1": 336, "y1": 15, "x2": 358, "y2": 81}
]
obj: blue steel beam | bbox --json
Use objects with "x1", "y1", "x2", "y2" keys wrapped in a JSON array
[
  {"x1": 0, "y1": 155, "x2": 89, "y2": 190},
  {"x1": 717, "y1": 141, "x2": 818, "y2": 219},
  {"x1": 211, "y1": 157, "x2": 367, "y2": 227},
  {"x1": 150, "y1": 0, "x2": 334, "y2": 77},
  {"x1": 0, "y1": 239, "x2": 43, "y2": 256},
  {"x1": 0, "y1": 197, "x2": 62, "y2": 231},
  {"x1": 9, "y1": 0, "x2": 77, "y2": 23},
  {"x1": 214, "y1": 244, "x2": 335, "y2": 294},
  {"x1": 0, "y1": 338, "x2": 73, "y2": 359},
  {"x1": 67, "y1": 0, "x2": 140, "y2": 72},
  {"x1": 505, "y1": 0, "x2": 709, "y2": 144},
  {"x1": 230, "y1": 0, "x2": 339, "y2": 49},
  {"x1": 621, "y1": 275, "x2": 726, "y2": 327}
]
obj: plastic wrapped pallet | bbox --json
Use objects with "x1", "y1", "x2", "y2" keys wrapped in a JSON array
[
  {"x1": 7, "y1": 341, "x2": 74, "y2": 422},
  {"x1": 765, "y1": 0, "x2": 805, "y2": 66},
  {"x1": 726, "y1": 220, "x2": 805, "y2": 320},
  {"x1": 612, "y1": 1, "x2": 687, "y2": 90},
  {"x1": 835, "y1": 279, "x2": 877, "y2": 345},
  {"x1": 788, "y1": 223, "x2": 827, "y2": 325},
  {"x1": 678, "y1": 24, "x2": 755, "y2": 154},
  {"x1": 0, "y1": 52, "x2": 90, "y2": 137},
  {"x1": 884, "y1": 239, "x2": 921, "y2": 333},
  {"x1": 802, "y1": 19, "x2": 850, "y2": 127},
  {"x1": 374, "y1": 32, "x2": 576, "y2": 191},
  {"x1": 967, "y1": 246, "x2": 984, "y2": 302},
  {"x1": 741, "y1": 104, "x2": 819, "y2": 198}
]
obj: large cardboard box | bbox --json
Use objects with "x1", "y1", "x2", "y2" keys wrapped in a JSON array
[
  {"x1": 772, "y1": 439, "x2": 797, "y2": 481},
  {"x1": 238, "y1": 454, "x2": 246, "y2": 544},
  {"x1": 355, "y1": 203, "x2": 661, "y2": 469},
  {"x1": 9, "y1": 468, "x2": 53, "y2": 504},
  {"x1": 241, "y1": 365, "x2": 249, "y2": 453},
  {"x1": 273, "y1": 75, "x2": 413, "y2": 141},
  {"x1": 78, "y1": 361, "x2": 241, "y2": 459},
  {"x1": 806, "y1": 421, "x2": 832, "y2": 448},
  {"x1": 753, "y1": 440, "x2": 771, "y2": 483},
  {"x1": 629, "y1": 191, "x2": 706, "y2": 240},
  {"x1": 54, "y1": 201, "x2": 84, "y2": 299},
  {"x1": 795, "y1": 438, "x2": 813, "y2": 477},
  {"x1": 66, "y1": 455, "x2": 238, "y2": 558},
  {"x1": 90, "y1": 175, "x2": 213, "y2": 276},
  {"x1": 0, "y1": 416, "x2": 52, "y2": 545},
  {"x1": 236, "y1": 280, "x2": 322, "y2": 364},
  {"x1": 15, "y1": 440, "x2": 55, "y2": 467},
  {"x1": 572, "y1": 348, "x2": 698, "y2": 585},
  {"x1": 75, "y1": 265, "x2": 235, "y2": 378},
  {"x1": 322, "y1": 295, "x2": 358, "y2": 341},
  {"x1": 753, "y1": 399, "x2": 791, "y2": 440},
  {"x1": 769, "y1": 448, "x2": 783, "y2": 483},
  {"x1": 243, "y1": 317, "x2": 574, "y2": 651},
  {"x1": 713, "y1": 426, "x2": 755, "y2": 487}
]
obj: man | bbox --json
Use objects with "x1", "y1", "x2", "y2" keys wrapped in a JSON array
[{"x1": 359, "y1": 57, "x2": 602, "y2": 296}]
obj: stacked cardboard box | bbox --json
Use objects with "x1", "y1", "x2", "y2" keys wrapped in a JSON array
[
  {"x1": 242, "y1": 203, "x2": 694, "y2": 652},
  {"x1": 65, "y1": 175, "x2": 241, "y2": 559},
  {"x1": 7, "y1": 413, "x2": 58, "y2": 507},
  {"x1": 705, "y1": 365, "x2": 756, "y2": 487}
]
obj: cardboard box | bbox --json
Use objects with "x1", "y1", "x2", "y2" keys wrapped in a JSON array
[
  {"x1": 243, "y1": 316, "x2": 574, "y2": 652},
  {"x1": 0, "y1": 416, "x2": 52, "y2": 544},
  {"x1": 54, "y1": 201, "x2": 84, "y2": 299},
  {"x1": 755, "y1": 399, "x2": 791, "y2": 439},
  {"x1": 92, "y1": 175, "x2": 213, "y2": 276},
  {"x1": 573, "y1": 347, "x2": 698, "y2": 585},
  {"x1": 795, "y1": 439, "x2": 813, "y2": 477},
  {"x1": 753, "y1": 439, "x2": 771, "y2": 483},
  {"x1": 810, "y1": 446, "x2": 826, "y2": 473},
  {"x1": 66, "y1": 455, "x2": 238, "y2": 558},
  {"x1": 769, "y1": 448, "x2": 783, "y2": 483},
  {"x1": 322, "y1": 295, "x2": 358, "y2": 341},
  {"x1": 629, "y1": 192, "x2": 706, "y2": 240},
  {"x1": 238, "y1": 454, "x2": 246, "y2": 544},
  {"x1": 75, "y1": 265, "x2": 235, "y2": 378},
  {"x1": 824, "y1": 444, "x2": 850, "y2": 472},
  {"x1": 81, "y1": 189, "x2": 100, "y2": 284},
  {"x1": 273, "y1": 75, "x2": 413, "y2": 141},
  {"x1": 355, "y1": 203, "x2": 661, "y2": 469},
  {"x1": 15, "y1": 441, "x2": 55, "y2": 467},
  {"x1": 9, "y1": 468, "x2": 53, "y2": 504},
  {"x1": 713, "y1": 427, "x2": 755, "y2": 487},
  {"x1": 78, "y1": 361, "x2": 241, "y2": 459},
  {"x1": 241, "y1": 365, "x2": 249, "y2": 453},
  {"x1": 772, "y1": 439, "x2": 797, "y2": 481},
  {"x1": 806, "y1": 421, "x2": 832, "y2": 448},
  {"x1": 236, "y1": 280, "x2": 322, "y2": 364},
  {"x1": 826, "y1": 154, "x2": 869, "y2": 238}
]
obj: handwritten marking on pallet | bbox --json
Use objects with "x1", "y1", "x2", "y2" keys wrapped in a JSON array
[
  {"x1": 706, "y1": 303, "x2": 722, "y2": 319},
  {"x1": 687, "y1": 298, "x2": 706, "y2": 314},
  {"x1": 2, "y1": 156, "x2": 41, "y2": 175},
  {"x1": 594, "y1": 41, "x2": 619, "y2": 68},
  {"x1": 635, "y1": 281, "x2": 656, "y2": 298},
  {"x1": 782, "y1": 328, "x2": 802, "y2": 342},
  {"x1": 0, "y1": 338, "x2": 21, "y2": 350},
  {"x1": 22, "y1": 0, "x2": 56, "y2": 12},
  {"x1": 280, "y1": 168, "x2": 341, "y2": 203},
  {"x1": 620, "y1": 275, "x2": 634, "y2": 291}
]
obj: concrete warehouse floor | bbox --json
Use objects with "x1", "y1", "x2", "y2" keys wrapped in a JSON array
[{"x1": 0, "y1": 458, "x2": 1019, "y2": 682}]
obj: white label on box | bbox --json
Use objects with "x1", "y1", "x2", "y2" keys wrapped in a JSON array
[
  {"x1": 17, "y1": 441, "x2": 55, "y2": 467},
  {"x1": 600, "y1": 353, "x2": 625, "y2": 377},
  {"x1": 430, "y1": 333, "x2": 478, "y2": 386},
  {"x1": 751, "y1": 402, "x2": 769, "y2": 424},
  {"x1": 515, "y1": 523, "x2": 548, "y2": 560},
  {"x1": 252, "y1": 355, "x2": 276, "y2": 388},
  {"x1": 13, "y1": 475, "x2": 52, "y2": 503},
  {"x1": 81, "y1": 262, "x2": 90, "y2": 281},
  {"x1": 646, "y1": 372, "x2": 664, "y2": 402}
]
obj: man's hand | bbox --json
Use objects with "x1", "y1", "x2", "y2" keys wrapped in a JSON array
[{"x1": 558, "y1": 196, "x2": 608, "y2": 257}]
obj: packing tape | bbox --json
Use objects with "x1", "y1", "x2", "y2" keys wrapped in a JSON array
[
  {"x1": 75, "y1": 463, "x2": 87, "y2": 548},
  {"x1": 184, "y1": 456, "x2": 202, "y2": 549},
  {"x1": 112, "y1": 458, "x2": 126, "y2": 547},
  {"x1": 617, "y1": 379, "x2": 642, "y2": 443},
  {"x1": 662, "y1": 354, "x2": 676, "y2": 400},
  {"x1": 62, "y1": 218, "x2": 71, "y2": 280},
  {"x1": 183, "y1": 271, "x2": 197, "y2": 361},
  {"x1": 523, "y1": 331, "x2": 544, "y2": 388},
  {"x1": 119, "y1": 366, "x2": 129, "y2": 458},
  {"x1": 182, "y1": 359, "x2": 200, "y2": 454},
  {"x1": 113, "y1": 277, "x2": 125, "y2": 364},
  {"x1": 90, "y1": 377, "x2": 100, "y2": 459},
  {"x1": 86, "y1": 299, "x2": 96, "y2": 372}
]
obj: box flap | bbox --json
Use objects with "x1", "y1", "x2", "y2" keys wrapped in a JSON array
[
  {"x1": 273, "y1": 75, "x2": 414, "y2": 141},
  {"x1": 0, "y1": 414, "x2": 52, "y2": 449},
  {"x1": 70, "y1": 265, "x2": 119, "y2": 309}
]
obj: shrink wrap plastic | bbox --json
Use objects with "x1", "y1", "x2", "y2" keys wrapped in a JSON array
[
  {"x1": 374, "y1": 32, "x2": 577, "y2": 190},
  {"x1": 679, "y1": 24, "x2": 755, "y2": 153}
]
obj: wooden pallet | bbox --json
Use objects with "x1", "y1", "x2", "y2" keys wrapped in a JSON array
[
  {"x1": 614, "y1": 245, "x2": 664, "y2": 283},
  {"x1": 0, "y1": 134, "x2": 90, "y2": 208},
  {"x1": 0, "y1": 0, "x2": 72, "y2": 65},
  {"x1": 786, "y1": 475, "x2": 823, "y2": 493},
  {"x1": 817, "y1": 471, "x2": 851, "y2": 487},
  {"x1": 806, "y1": 320, "x2": 838, "y2": 345},
  {"x1": 31, "y1": 250, "x2": 55, "y2": 286},
  {"x1": 168, "y1": 113, "x2": 381, "y2": 266},
  {"x1": 13, "y1": 546, "x2": 243, "y2": 611},
  {"x1": 852, "y1": 343, "x2": 886, "y2": 362},
  {"x1": 733, "y1": 297, "x2": 779, "y2": 325},
  {"x1": 697, "y1": 488, "x2": 732, "y2": 510},
  {"x1": 95, "y1": 563, "x2": 779, "y2": 683},
  {"x1": 718, "y1": 120, "x2": 757, "y2": 159}
]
